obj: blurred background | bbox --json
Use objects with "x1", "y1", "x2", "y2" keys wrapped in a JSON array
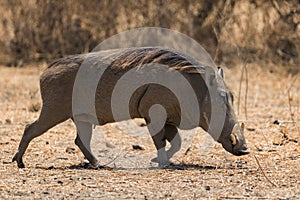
[{"x1": 0, "y1": 0, "x2": 299, "y2": 71}]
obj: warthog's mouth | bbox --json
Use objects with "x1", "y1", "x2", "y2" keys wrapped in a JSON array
[{"x1": 233, "y1": 144, "x2": 250, "y2": 156}]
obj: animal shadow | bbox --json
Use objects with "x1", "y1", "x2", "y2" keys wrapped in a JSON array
[{"x1": 35, "y1": 162, "x2": 219, "y2": 171}]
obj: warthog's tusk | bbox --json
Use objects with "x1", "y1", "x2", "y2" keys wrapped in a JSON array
[
  {"x1": 230, "y1": 133, "x2": 237, "y2": 145},
  {"x1": 230, "y1": 124, "x2": 239, "y2": 145}
]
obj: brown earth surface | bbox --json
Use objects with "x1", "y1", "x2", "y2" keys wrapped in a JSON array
[{"x1": 0, "y1": 63, "x2": 299, "y2": 199}]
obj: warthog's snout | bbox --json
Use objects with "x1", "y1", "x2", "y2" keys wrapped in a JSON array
[
  {"x1": 219, "y1": 123, "x2": 250, "y2": 156},
  {"x1": 231, "y1": 123, "x2": 250, "y2": 155}
]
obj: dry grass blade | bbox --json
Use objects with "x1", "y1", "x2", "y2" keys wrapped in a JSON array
[
  {"x1": 287, "y1": 85, "x2": 300, "y2": 142},
  {"x1": 237, "y1": 61, "x2": 249, "y2": 119},
  {"x1": 237, "y1": 65, "x2": 243, "y2": 115},
  {"x1": 244, "y1": 64, "x2": 248, "y2": 119},
  {"x1": 102, "y1": 153, "x2": 125, "y2": 168},
  {"x1": 253, "y1": 155, "x2": 278, "y2": 187},
  {"x1": 212, "y1": 24, "x2": 220, "y2": 62}
]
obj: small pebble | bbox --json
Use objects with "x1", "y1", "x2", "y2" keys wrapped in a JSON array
[
  {"x1": 132, "y1": 144, "x2": 145, "y2": 150},
  {"x1": 5, "y1": 118, "x2": 12, "y2": 124},
  {"x1": 105, "y1": 142, "x2": 115, "y2": 148},
  {"x1": 29, "y1": 103, "x2": 41, "y2": 112},
  {"x1": 204, "y1": 186, "x2": 210, "y2": 191},
  {"x1": 47, "y1": 166, "x2": 54, "y2": 170},
  {"x1": 66, "y1": 147, "x2": 76, "y2": 154}
]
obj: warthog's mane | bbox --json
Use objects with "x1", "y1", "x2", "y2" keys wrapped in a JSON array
[{"x1": 47, "y1": 47, "x2": 207, "y2": 74}]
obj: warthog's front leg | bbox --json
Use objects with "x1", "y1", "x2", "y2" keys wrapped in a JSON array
[
  {"x1": 74, "y1": 121, "x2": 98, "y2": 166},
  {"x1": 13, "y1": 106, "x2": 68, "y2": 168},
  {"x1": 13, "y1": 121, "x2": 48, "y2": 168}
]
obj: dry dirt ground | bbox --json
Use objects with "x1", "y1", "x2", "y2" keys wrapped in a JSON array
[{"x1": 0, "y1": 63, "x2": 299, "y2": 199}]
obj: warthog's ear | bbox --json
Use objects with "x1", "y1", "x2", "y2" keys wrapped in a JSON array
[{"x1": 217, "y1": 67, "x2": 224, "y2": 79}]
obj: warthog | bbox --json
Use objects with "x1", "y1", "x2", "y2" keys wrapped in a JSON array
[{"x1": 13, "y1": 47, "x2": 249, "y2": 168}]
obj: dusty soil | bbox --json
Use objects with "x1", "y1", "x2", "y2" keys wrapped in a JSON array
[{"x1": 0, "y1": 63, "x2": 299, "y2": 199}]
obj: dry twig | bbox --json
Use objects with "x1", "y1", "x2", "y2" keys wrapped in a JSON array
[
  {"x1": 102, "y1": 152, "x2": 127, "y2": 168},
  {"x1": 253, "y1": 155, "x2": 278, "y2": 187}
]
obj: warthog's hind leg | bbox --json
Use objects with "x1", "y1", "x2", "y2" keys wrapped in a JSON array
[
  {"x1": 151, "y1": 128, "x2": 170, "y2": 167},
  {"x1": 73, "y1": 121, "x2": 98, "y2": 166},
  {"x1": 13, "y1": 107, "x2": 67, "y2": 168},
  {"x1": 165, "y1": 124, "x2": 181, "y2": 160},
  {"x1": 151, "y1": 124, "x2": 181, "y2": 167}
]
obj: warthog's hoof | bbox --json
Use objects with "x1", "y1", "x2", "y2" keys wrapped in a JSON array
[
  {"x1": 17, "y1": 162, "x2": 25, "y2": 168},
  {"x1": 12, "y1": 153, "x2": 25, "y2": 168},
  {"x1": 152, "y1": 157, "x2": 172, "y2": 168}
]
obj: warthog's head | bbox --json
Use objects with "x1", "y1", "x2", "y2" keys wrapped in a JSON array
[
  {"x1": 218, "y1": 120, "x2": 249, "y2": 156},
  {"x1": 200, "y1": 67, "x2": 249, "y2": 156}
]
